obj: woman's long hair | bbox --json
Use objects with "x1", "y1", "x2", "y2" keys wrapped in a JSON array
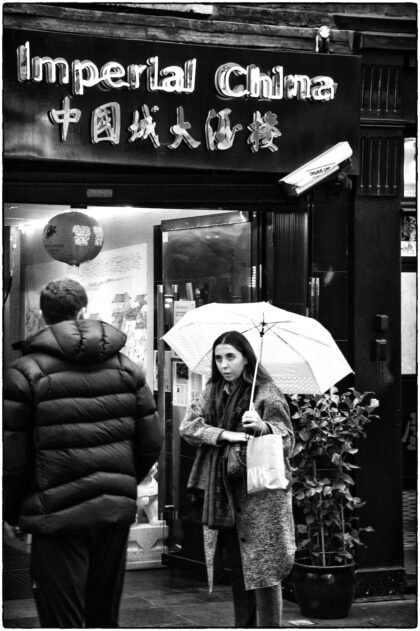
[{"x1": 209, "y1": 330, "x2": 272, "y2": 386}]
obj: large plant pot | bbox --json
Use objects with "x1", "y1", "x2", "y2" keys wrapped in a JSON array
[{"x1": 292, "y1": 555, "x2": 356, "y2": 619}]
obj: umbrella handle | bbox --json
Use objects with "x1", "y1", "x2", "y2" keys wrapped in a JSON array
[
  {"x1": 249, "y1": 357, "x2": 259, "y2": 409},
  {"x1": 249, "y1": 332, "x2": 264, "y2": 410}
]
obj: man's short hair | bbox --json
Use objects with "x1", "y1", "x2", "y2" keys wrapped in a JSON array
[{"x1": 40, "y1": 279, "x2": 88, "y2": 324}]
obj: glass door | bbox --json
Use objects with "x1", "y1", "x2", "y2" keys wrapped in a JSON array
[{"x1": 156, "y1": 211, "x2": 254, "y2": 568}]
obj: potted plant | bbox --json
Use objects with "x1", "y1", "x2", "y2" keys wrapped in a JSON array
[{"x1": 288, "y1": 387, "x2": 380, "y2": 619}]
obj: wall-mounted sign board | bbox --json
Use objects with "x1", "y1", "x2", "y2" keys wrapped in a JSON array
[{"x1": 4, "y1": 28, "x2": 361, "y2": 174}]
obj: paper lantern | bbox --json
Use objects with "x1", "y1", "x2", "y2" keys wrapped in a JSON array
[{"x1": 43, "y1": 211, "x2": 104, "y2": 266}]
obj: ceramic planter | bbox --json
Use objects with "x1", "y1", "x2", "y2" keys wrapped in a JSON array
[{"x1": 292, "y1": 555, "x2": 356, "y2": 619}]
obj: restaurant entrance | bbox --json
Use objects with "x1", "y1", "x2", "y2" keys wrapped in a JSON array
[
  {"x1": 155, "y1": 210, "x2": 254, "y2": 564},
  {"x1": 152, "y1": 198, "x2": 330, "y2": 571},
  {"x1": 4, "y1": 182, "x2": 353, "y2": 577}
]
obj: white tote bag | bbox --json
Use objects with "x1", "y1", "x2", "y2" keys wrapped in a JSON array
[{"x1": 246, "y1": 434, "x2": 289, "y2": 494}]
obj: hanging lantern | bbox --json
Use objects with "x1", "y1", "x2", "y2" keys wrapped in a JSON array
[{"x1": 43, "y1": 211, "x2": 104, "y2": 266}]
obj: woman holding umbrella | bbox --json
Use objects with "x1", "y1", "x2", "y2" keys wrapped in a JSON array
[{"x1": 180, "y1": 330, "x2": 296, "y2": 628}]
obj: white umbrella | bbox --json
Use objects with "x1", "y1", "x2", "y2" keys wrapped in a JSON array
[{"x1": 162, "y1": 301, "x2": 353, "y2": 396}]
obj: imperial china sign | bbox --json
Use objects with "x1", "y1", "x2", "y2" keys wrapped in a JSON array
[{"x1": 4, "y1": 28, "x2": 361, "y2": 173}]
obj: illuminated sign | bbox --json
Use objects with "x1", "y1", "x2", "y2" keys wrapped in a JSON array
[
  {"x1": 15, "y1": 41, "x2": 337, "y2": 153},
  {"x1": 18, "y1": 41, "x2": 336, "y2": 102},
  {"x1": 4, "y1": 28, "x2": 361, "y2": 173},
  {"x1": 214, "y1": 62, "x2": 336, "y2": 101},
  {"x1": 18, "y1": 42, "x2": 197, "y2": 96},
  {"x1": 47, "y1": 97, "x2": 283, "y2": 153}
]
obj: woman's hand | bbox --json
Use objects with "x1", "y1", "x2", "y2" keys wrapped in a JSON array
[
  {"x1": 219, "y1": 430, "x2": 248, "y2": 443},
  {"x1": 242, "y1": 406, "x2": 266, "y2": 435}
]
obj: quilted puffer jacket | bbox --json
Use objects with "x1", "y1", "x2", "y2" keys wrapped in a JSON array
[{"x1": 3, "y1": 319, "x2": 163, "y2": 534}]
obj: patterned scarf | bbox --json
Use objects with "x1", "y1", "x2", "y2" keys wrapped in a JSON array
[{"x1": 187, "y1": 378, "x2": 251, "y2": 529}]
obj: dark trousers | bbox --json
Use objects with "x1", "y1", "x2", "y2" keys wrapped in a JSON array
[
  {"x1": 30, "y1": 525, "x2": 130, "y2": 628},
  {"x1": 218, "y1": 528, "x2": 282, "y2": 628}
]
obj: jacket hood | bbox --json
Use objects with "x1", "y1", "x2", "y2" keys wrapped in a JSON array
[{"x1": 22, "y1": 319, "x2": 127, "y2": 364}]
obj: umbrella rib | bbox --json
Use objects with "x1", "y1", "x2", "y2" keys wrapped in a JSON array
[
  {"x1": 223, "y1": 307, "x2": 292, "y2": 329},
  {"x1": 223, "y1": 318, "x2": 297, "y2": 339},
  {"x1": 240, "y1": 323, "x2": 260, "y2": 335},
  {"x1": 163, "y1": 304, "x2": 351, "y2": 393},
  {"x1": 242, "y1": 320, "x2": 280, "y2": 336},
  {"x1": 259, "y1": 330, "x2": 323, "y2": 389},
  {"x1": 264, "y1": 322, "x2": 279, "y2": 334},
  {"x1": 270, "y1": 328, "x2": 334, "y2": 349}
]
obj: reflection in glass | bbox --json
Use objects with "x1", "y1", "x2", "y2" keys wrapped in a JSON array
[
  {"x1": 401, "y1": 215, "x2": 417, "y2": 257},
  {"x1": 403, "y1": 138, "x2": 416, "y2": 198},
  {"x1": 163, "y1": 222, "x2": 251, "y2": 305},
  {"x1": 401, "y1": 272, "x2": 416, "y2": 374}
]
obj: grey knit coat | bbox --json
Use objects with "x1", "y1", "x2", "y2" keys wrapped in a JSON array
[{"x1": 180, "y1": 380, "x2": 296, "y2": 591}]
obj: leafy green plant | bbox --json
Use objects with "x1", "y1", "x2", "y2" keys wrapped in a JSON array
[{"x1": 288, "y1": 387, "x2": 380, "y2": 566}]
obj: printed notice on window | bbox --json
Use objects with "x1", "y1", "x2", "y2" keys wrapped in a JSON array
[
  {"x1": 173, "y1": 300, "x2": 196, "y2": 324},
  {"x1": 172, "y1": 360, "x2": 190, "y2": 406}
]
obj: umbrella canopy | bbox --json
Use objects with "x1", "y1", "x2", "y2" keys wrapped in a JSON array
[{"x1": 162, "y1": 301, "x2": 353, "y2": 395}]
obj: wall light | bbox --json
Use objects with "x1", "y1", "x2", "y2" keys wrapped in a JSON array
[{"x1": 315, "y1": 26, "x2": 331, "y2": 53}]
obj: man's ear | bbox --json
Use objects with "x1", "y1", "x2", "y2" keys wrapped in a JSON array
[{"x1": 77, "y1": 307, "x2": 87, "y2": 320}]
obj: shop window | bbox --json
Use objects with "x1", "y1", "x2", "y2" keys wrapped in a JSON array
[
  {"x1": 163, "y1": 220, "x2": 252, "y2": 305},
  {"x1": 401, "y1": 271, "x2": 416, "y2": 375},
  {"x1": 400, "y1": 136, "x2": 417, "y2": 375},
  {"x1": 401, "y1": 212, "x2": 417, "y2": 258},
  {"x1": 400, "y1": 138, "x2": 417, "y2": 259},
  {"x1": 403, "y1": 137, "x2": 416, "y2": 198}
]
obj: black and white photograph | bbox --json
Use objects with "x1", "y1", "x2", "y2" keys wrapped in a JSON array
[{"x1": 3, "y1": 2, "x2": 417, "y2": 628}]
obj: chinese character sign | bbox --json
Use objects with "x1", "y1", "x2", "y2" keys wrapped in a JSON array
[{"x1": 4, "y1": 28, "x2": 361, "y2": 173}]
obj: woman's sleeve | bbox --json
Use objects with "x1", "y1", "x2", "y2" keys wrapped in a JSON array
[
  {"x1": 179, "y1": 387, "x2": 224, "y2": 447},
  {"x1": 258, "y1": 384, "x2": 295, "y2": 457}
]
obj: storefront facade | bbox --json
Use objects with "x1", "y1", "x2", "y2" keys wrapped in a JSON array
[{"x1": 3, "y1": 3, "x2": 416, "y2": 596}]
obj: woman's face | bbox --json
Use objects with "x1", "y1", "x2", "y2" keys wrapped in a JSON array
[{"x1": 214, "y1": 343, "x2": 247, "y2": 383}]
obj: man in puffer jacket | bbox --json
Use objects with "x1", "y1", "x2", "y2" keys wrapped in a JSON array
[{"x1": 3, "y1": 278, "x2": 163, "y2": 628}]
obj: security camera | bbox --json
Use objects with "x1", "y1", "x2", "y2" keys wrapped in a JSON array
[{"x1": 279, "y1": 141, "x2": 353, "y2": 197}]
